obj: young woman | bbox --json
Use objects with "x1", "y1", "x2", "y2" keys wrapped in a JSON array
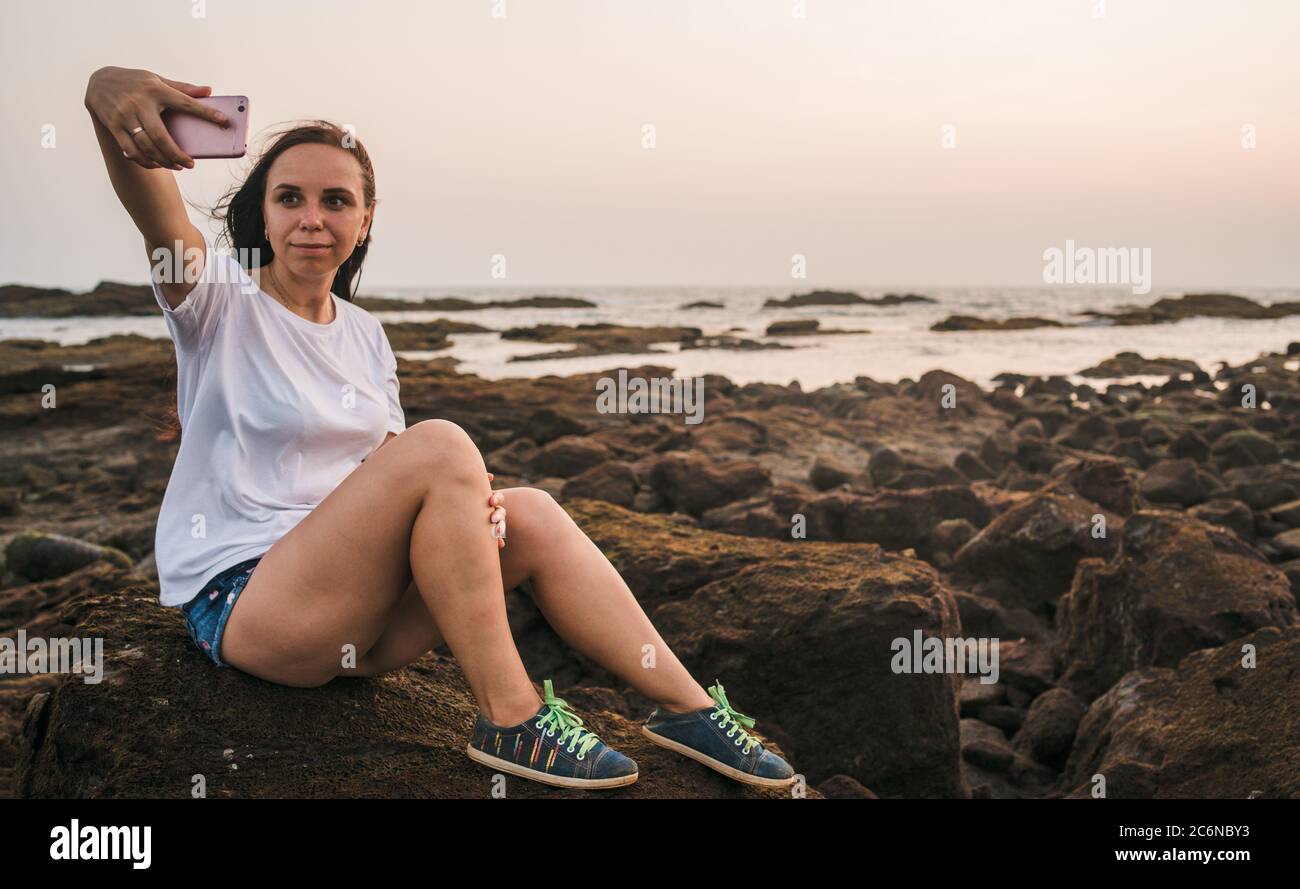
[{"x1": 84, "y1": 65, "x2": 795, "y2": 792}]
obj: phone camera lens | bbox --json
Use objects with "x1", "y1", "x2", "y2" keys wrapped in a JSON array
[{"x1": 238, "y1": 105, "x2": 245, "y2": 112}]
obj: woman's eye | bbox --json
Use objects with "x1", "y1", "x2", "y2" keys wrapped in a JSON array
[{"x1": 276, "y1": 194, "x2": 347, "y2": 207}]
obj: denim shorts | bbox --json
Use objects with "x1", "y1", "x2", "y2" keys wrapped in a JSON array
[{"x1": 181, "y1": 555, "x2": 264, "y2": 668}]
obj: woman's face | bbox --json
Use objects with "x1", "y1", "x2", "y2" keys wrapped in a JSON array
[{"x1": 262, "y1": 142, "x2": 373, "y2": 277}]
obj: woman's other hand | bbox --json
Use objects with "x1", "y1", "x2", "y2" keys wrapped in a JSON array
[
  {"x1": 84, "y1": 66, "x2": 229, "y2": 171},
  {"x1": 487, "y1": 471, "x2": 506, "y2": 548}
]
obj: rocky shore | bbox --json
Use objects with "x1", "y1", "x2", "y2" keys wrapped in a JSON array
[{"x1": 1, "y1": 319, "x2": 1297, "y2": 799}]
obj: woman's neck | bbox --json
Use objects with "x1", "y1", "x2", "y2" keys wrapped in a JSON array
[{"x1": 258, "y1": 260, "x2": 336, "y2": 324}]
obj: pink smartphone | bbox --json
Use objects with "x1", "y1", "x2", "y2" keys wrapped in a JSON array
[{"x1": 161, "y1": 95, "x2": 249, "y2": 158}]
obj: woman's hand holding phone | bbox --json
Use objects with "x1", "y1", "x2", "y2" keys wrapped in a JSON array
[{"x1": 84, "y1": 66, "x2": 229, "y2": 171}]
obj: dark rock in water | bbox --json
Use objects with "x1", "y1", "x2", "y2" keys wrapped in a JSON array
[
  {"x1": 1168, "y1": 429, "x2": 1211, "y2": 462},
  {"x1": 930, "y1": 315, "x2": 1064, "y2": 332},
  {"x1": 1057, "y1": 626, "x2": 1300, "y2": 798},
  {"x1": 764, "y1": 319, "x2": 820, "y2": 336},
  {"x1": 1025, "y1": 376, "x2": 1074, "y2": 398},
  {"x1": 1011, "y1": 687, "x2": 1086, "y2": 771},
  {"x1": 381, "y1": 319, "x2": 491, "y2": 351},
  {"x1": 680, "y1": 300, "x2": 724, "y2": 309},
  {"x1": 0, "y1": 280, "x2": 158, "y2": 318},
  {"x1": 952, "y1": 492, "x2": 1117, "y2": 611},
  {"x1": 356, "y1": 294, "x2": 596, "y2": 312},
  {"x1": 763, "y1": 319, "x2": 869, "y2": 337},
  {"x1": 0, "y1": 334, "x2": 174, "y2": 375},
  {"x1": 1078, "y1": 352, "x2": 1202, "y2": 378},
  {"x1": 502, "y1": 323, "x2": 700, "y2": 361},
  {"x1": 648, "y1": 452, "x2": 771, "y2": 516},
  {"x1": 5, "y1": 532, "x2": 133, "y2": 583},
  {"x1": 1056, "y1": 511, "x2": 1297, "y2": 702},
  {"x1": 1079, "y1": 293, "x2": 1300, "y2": 327},
  {"x1": 680, "y1": 334, "x2": 792, "y2": 351},
  {"x1": 762, "y1": 290, "x2": 867, "y2": 308},
  {"x1": 870, "y1": 293, "x2": 935, "y2": 306}
]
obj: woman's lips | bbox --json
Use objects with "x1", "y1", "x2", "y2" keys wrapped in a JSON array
[{"x1": 292, "y1": 244, "x2": 331, "y2": 254}]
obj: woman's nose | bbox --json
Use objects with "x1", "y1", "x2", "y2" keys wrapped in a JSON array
[{"x1": 300, "y1": 203, "x2": 325, "y2": 228}]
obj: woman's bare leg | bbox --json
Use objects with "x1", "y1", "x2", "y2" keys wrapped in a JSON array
[
  {"x1": 352, "y1": 486, "x2": 715, "y2": 714},
  {"x1": 502, "y1": 489, "x2": 715, "y2": 712},
  {"x1": 219, "y1": 420, "x2": 542, "y2": 726}
]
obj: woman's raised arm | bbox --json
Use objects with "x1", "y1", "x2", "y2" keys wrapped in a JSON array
[{"x1": 84, "y1": 66, "x2": 230, "y2": 308}]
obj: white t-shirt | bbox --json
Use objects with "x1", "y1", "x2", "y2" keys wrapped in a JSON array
[{"x1": 150, "y1": 242, "x2": 406, "y2": 607}]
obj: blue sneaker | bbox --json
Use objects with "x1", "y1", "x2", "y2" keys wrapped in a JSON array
[
  {"x1": 641, "y1": 680, "x2": 796, "y2": 788},
  {"x1": 465, "y1": 679, "x2": 639, "y2": 790}
]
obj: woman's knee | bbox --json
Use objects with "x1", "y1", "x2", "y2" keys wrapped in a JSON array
[
  {"x1": 401, "y1": 419, "x2": 486, "y2": 485},
  {"x1": 501, "y1": 486, "x2": 565, "y2": 537}
]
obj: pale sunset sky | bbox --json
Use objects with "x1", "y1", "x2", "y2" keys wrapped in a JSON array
[{"x1": 1, "y1": 0, "x2": 1296, "y2": 289}]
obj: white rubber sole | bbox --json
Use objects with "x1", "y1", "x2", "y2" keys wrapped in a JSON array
[
  {"x1": 465, "y1": 744, "x2": 639, "y2": 790},
  {"x1": 641, "y1": 725, "x2": 797, "y2": 789}
]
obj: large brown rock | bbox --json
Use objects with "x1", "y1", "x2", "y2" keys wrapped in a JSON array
[
  {"x1": 648, "y1": 452, "x2": 771, "y2": 516},
  {"x1": 521, "y1": 500, "x2": 969, "y2": 797},
  {"x1": 797, "y1": 486, "x2": 991, "y2": 560},
  {"x1": 1049, "y1": 456, "x2": 1138, "y2": 516},
  {"x1": 952, "y1": 492, "x2": 1117, "y2": 611},
  {"x1": 1138, "y1": 458, "x2": 1219, "y2": 506},
  {"x1": 1056, "y1": 511, "x2": 1298, "y2": 701},
  {"x1": 536, "y1": 435, "x2": 613, "y2": 477},
  {"x1": 1058, "y1": 626, "x2": 1300, "y2": 798},
  {"x1": 11, "y1": 562, "x2": 802, "y2": 799}
]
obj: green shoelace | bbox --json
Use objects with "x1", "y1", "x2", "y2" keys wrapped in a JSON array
[
  {"x1": 707, "y1": 680, "x2": 761, "y2": 755},
  {"x1": 535, "y1": 679, "x2": 603, "y2": 759}
]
